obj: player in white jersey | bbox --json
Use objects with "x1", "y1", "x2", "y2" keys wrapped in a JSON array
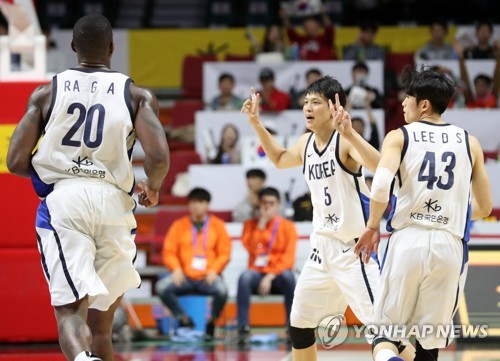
[
  {"x1": 355, "y1": 68, "x2": 492, "y2": 361},
  {"x1": 7, "y1": 14, "x2": 169, "y2": 361},
  {"x1": 242, "y1": 77, "x2": 415, "y2": 361}
]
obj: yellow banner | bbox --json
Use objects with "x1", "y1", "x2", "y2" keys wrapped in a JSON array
[{"x1": 0, "y1": 124, "x2": 16, "y2": 174}]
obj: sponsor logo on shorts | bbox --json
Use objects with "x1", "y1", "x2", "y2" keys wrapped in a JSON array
[{"x1": 309, "y1": 248, "x2": 322, "y2": 264}]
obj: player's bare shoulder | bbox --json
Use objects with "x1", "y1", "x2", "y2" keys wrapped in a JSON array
[{"x1": 128, "y1": 82, "x2": 159, "y2": 115}]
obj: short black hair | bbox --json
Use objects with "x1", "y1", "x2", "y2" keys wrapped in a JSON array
[
  {"x1": 474, "y1": 73, "x2": 492, "y2": 86},
  {"x1": 430, "y1": 20, "x2": 448, "y2": 32},
  {"x1": 351, "y1": 117, "x2": 365, "y2": 125},
  {"x1": 306, "y1": 68, "x2": 322, "y2": 78},
  {"x1": 258, "y1": 187, "x2": 281, "y2": 202},
  {"x1": 188, "y1": 188, "x2": 211, "y2": 202},
  {"x1": 73, "y1": 14, "x2": 112, "y2": 55},
  {"x1": 352, "y1": 61, "x2": 369, "y2": 72},
  {"x1": 304, "y1": 76, "x2": 347, "y2": 106},
  {"x1": 401, "y1": 66, "x2": 455, "y2": 115},
  {"x1": 476, "y1": 20, "x2": 493, "y2": 33},
  {"x1": 360, "y1": 21, "x2": 378, "y2": 33},
  {"x1": 219, "y1": 73, "x2": 235, "y2": 83},
  {"x1": 246, "y1": 168, "x2": 266, "y2": 180}
]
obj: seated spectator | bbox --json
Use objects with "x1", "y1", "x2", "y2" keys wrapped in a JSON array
[
  {"x1": 248, "y1": 23, "x2": 287, "y2": 57},
  {"x1": 236, "y1": 187, "x2": 298, "y2": 344},
  {"x1": 345, "y1": 62, "x2": 384, "y2": 109},
  {"x1": 463, "y1": 20, "x2": 497, "y2": 59},
  {"x1": 280, "y1": 2, "x2": 336, "y2": 60},
  {"x1": 232, "y1": 168, "x2": 267, "y2": 222},
  {"x1": 209, "y1": 73, "x2": 244, "y2": 111},
  {"x1": 415, "y1": 21, "x2": 456, "y2": 61},
  {"x1": 209, "y1": 123, "x2": 241, "y2": 164},
  {"x1": 455, "y1": 41, "x2": 500, "y2": 108},
  {"x1": 258, "y1": 67, "x2": 290, "y2": 112},
  {"x1": 351, "y1": 108, "x2": 380, "y2": 150},
  {"x1": 292, "y1": 192, "x2": 313, "y2": 221},
  {"x1": 290, "y1": 68, "x2": 323, "y2": 109},
  {"x1": 342, "y1": 22, "x2": 385, "y2": 61},
  {"x1": 155, "y1": 188, "x2": 231, "y2": 340}
]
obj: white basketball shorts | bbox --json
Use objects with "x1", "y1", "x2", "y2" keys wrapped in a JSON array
[
  {"x1": 35, "y1": 178, "x2": 141, "y2": 311},
  {"x1": 290, "y1": 233, "x2": 380, "y2": 329},
  {"x1": 374, "y1": 226, "x2": 468, "y2": 349}
]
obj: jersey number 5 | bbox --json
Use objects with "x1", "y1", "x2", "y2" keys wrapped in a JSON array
[
  {"x1": 418, "y1": 151, "x2": 456, "y2": 190},
  {"x1": 324, "y1": 186, "x2": 332, "y2": 206},
  {"x1": 62, "y1": 102, "x2": 105, "y2": 148}
]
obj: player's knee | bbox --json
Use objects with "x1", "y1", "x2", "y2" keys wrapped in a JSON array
[
  {"x1": 372, "y1": 336, "x2": 401, "y2": 353},
  {"x1": 415, "y1": 340, "x2": 439, "y2": 361},
  {"x1": 288, "y1": 326, "x2": 316, "y2": 349}
]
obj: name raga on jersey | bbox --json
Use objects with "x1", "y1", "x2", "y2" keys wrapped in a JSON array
[{"x1": 63, "y1": 79, "x2": 117, "y2": 95}]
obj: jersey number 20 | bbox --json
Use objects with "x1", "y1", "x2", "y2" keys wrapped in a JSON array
[
  {"x1": 62, "y1": 102, "x2": 105, "y2": 148},
  {"x1": 418, "y1": 151, "x2": 456, "y2": 190}
]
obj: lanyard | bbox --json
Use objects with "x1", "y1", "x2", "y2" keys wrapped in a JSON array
[
  {"x1": 192, "y1": 217, "x2": 209, "y2": 254},
  {"x1": 265, "y1": 218, "x2": 280, "y2": 253}
]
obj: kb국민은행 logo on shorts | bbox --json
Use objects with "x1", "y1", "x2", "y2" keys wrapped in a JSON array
[{"x1": 316, "y1": 314, "x2": 348, "y2": 349}]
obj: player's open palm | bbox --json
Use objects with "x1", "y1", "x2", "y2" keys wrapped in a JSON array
[
  {"x1": 241, "y1": 87, "x2": 261, "y2": 128},
  {"x1": 328, "y1": 93, "x2": 353, "y2": 137},
  {"x1": 354, "y1": 227, "x2": 380, "y2": 264}
]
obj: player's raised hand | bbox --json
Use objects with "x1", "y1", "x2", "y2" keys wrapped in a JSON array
[
  {"x1": 137, "y1": 179, "x2": 159, "y2": 208},
  {"x1": 329, "y1": 93, "x2": 353, "y2": 137},
  {"x1": 354, "y1": 227, "x2": 380, "y2": 264},
  {"x1": 241, "y1": 87, "x2": 261, "y2": 128}
]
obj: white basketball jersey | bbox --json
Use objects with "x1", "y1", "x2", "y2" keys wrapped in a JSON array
[
  {"x1": 303, "y1": 131, "x2": 370, "y2": 242},
  {"x1": 31, "y1": 69, "x2": 136, "y2": 197},
  {"x1": 387, "y1": 121, "x2": 473, "y2": 239}
]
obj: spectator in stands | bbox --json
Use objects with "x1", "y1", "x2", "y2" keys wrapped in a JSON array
[
  {"x1": 463, "y1": 20, "x2": 498, "y2": 59},
  {"x1": 290, "y1": 68, "x2": 323, "y2": 109},
  {"x1": 344, "y1": 61, "x2": 384, "y2": 109},
  {"x1": 258, "y1": 67, "x2": 291, "y2": 112},
  {"x1": 209, "y1": 123, "x2": 241, "y2": 164},
  {"x1": 415, "y1": 21, "x2": 457, "y2": 61},
  {"x1": 455, "y1": 41, "x2": 500, "y2": 108},
  {"x1": 292, "y1": 192, "x2": 313, "y2": 221},
  {"x1": 209, "y1": 73, "x2": 244, "y2": 111},
  {"x1": 232, "y1": 168, "x2": 267, "y2": 222},
  {"x1": 342, "y1": 22, "x2": 386, "y2": 61},
  {"x1": 248, "y1": 24, "x2": 287, "y2": 57},
  {"x1": 351, "y1": 109, "x2": 380, "y2": 150},
  {"x1": 280, "y1": 2, "x2": 336, "y2": 60},
  {"x1": 156, "y1": 188, "x2": 231, "y2": 340},
  {"x1": 236, "y1": 187, "x2": 298, "y2": 344}
]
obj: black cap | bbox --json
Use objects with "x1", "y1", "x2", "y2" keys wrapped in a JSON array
[{"x1": 259, "y1": 67, "x2": 275, "y2": 80}]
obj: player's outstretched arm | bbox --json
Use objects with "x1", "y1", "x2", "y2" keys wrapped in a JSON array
[
  {"x1": 328, "y1": 95, "x2": 380, "y2": 172},
  {"x1": 133, "y1": 85, "x2": 170, "y2": 207},
  {"x1": 469, "y1": 135, "x2": 492, "y2": 220},
  {"x1": 7, "y1": 84, "x2": 49, "y2": 178},
  {"x1": 241, "y1": 87, "x2": 304, "y2": 169},
  {"x1": 354, "y1": 130, "x2": 402, "y2": 263}
]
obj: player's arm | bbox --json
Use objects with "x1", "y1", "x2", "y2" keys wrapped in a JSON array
[
  {"x1": 132, "y1": 85, "x2": 170, "y2": 206},
  {"x1": 7, "y1": 84, "x2": 50, "y2": 178},
  {"x1": 469, "y1": 135, "x2": 492, "y2": 219},
  {"x1": 354, "y1": 129, "x2": 403, "y2": 263},
  {"x1": 328, "y1": 95, "x2": 380, "y2": 172},
  {"x1": 241, "y1": 87, "x2": 306, "y2": 169}
]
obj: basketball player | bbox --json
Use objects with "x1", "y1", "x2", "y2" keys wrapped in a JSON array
[
  {"x1": 6, "y1": 14, "x2": 169, "y2": 361},
  {"x1": 241, "y1": 78, "x2": 414, "y2": 361},
  {"x1": 354, "y1": 68, "x2": 492, "y2": 361}
]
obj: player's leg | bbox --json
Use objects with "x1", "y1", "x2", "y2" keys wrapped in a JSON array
[
  {"x1": 54, "y1": 296, "x2": 101, "y2": 361},
  {"x1": 290, "y1": 236, "x2": 346, "y2": 360},
  {"x1": 87, "y1": 296, "x2": 123, "y2": 361},
  {"x1": 411, "y1": 230, "x2": 465, "y2": 359},
  {"x1": 368, "y1": 229, "x2": 427, "y2": 361}
]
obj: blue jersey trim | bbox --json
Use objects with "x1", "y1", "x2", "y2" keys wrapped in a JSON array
[
  {"x1": 44, "y1": 75, "x2": 57, "y2": 128},
  {"x1": 30, "y1": 166, "x2": 54, "y2": 198},
  {"x1": 386, "y1": 194, "x2": 398, "y2": 232},
  {"x1": 36, "y1": 232, "x2": 50, "y2": 282},
  {"x1": 302, "y1": 132, "x2": 314, "y2": 175}
]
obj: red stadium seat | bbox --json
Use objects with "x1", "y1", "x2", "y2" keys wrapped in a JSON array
[
  {"x1": 169, "y1": 99, "x2": 205, "y2": 129},
  {"x1": 181, "y1": 54, "x2": 217, "y2": 99},
  {"x1": 160, "y1": 150, "x2": 202, "y2": 205}
]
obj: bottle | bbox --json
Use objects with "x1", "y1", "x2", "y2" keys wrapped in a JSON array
[
  {"x1": 455, "y1": 92, "x2": 466, "y2": 109},
  {"x1": 290, "y1": 43, "x2": 300, "y2": 61}
]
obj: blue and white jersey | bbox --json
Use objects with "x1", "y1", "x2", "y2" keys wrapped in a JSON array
[
  {"x1": 387, "y1": 121, "x2": 473, "y2": 240},
  {"x1": 303, "y1": 131, "x2": 370, "y2": 243},
  {"x1": 31, "y1": 68, "x2": 136, "y2": 197}
]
